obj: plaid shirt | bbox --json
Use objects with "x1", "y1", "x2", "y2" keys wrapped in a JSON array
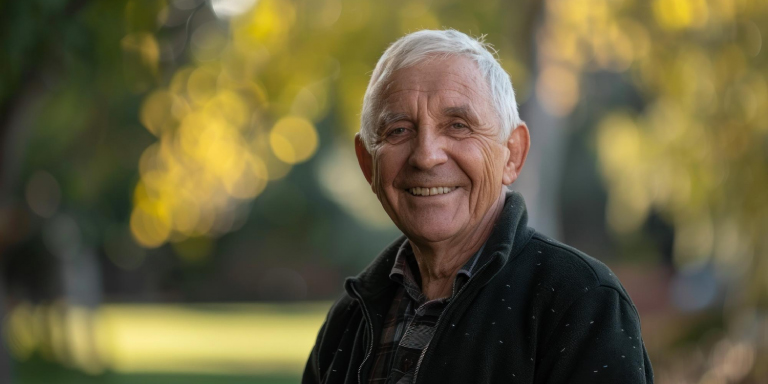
[{"x1": 367, "y1": 239, "x2": 488, "y2": 384}]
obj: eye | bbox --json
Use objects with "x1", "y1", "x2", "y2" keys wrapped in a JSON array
[
  {"x1": 388, "y1": 127, "x2": 408, "y2": 136},
  {"x1": 383, "y1": 126, "x2": 413, "y2": 144},
  {"x1": 446, "y1": 121, "x2": 472, "y2": 139}
]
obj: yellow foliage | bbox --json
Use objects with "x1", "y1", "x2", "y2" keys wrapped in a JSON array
[
  {"x1": 653, "y1": 0, "x2": 710, "y2": 30},
  {"x1": 269, "y1": 116, "x2": 319, "y2": 164},
  {"x1": 536, "y1": 64, "x2": 579, "y2": 116},
  {"x1": 139, "y1": 90, "x2": 175, "y2": 136},
  {"x1": 539, "y1": 0, "x2": 768, "y2": 297}
]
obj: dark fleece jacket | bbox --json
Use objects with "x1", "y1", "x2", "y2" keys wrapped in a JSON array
[{"x1": 304, "y1": 190, "x2": 654, "y2": 384}]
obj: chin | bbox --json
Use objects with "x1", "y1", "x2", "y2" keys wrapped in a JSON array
[{"x1": 402, "y1": 220, "x2": 461, "y2": 243}]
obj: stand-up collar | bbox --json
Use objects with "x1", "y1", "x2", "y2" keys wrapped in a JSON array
[{"x1": 345, "y1": 189, "x2": 532, "y2": 302}]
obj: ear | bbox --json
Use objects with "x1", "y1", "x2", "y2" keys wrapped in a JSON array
[
  {"x1": 502, "y1": 122, "x2": 530, "y2": 185},
  {"x1": 354, "y1": 133, "x2": 374, "y2": 186}
]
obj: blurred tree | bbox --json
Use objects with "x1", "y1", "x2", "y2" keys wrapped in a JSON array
[
  {"x1": 0, "y1": 0, "x2": 164, "y2": 377},
  {"x1": 536, "y1": 0, "x2": 768, "y2": 380}
]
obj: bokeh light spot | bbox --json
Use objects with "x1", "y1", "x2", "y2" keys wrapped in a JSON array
[
  {"x1": 536, "y1": 64, "x2": 579, "y2": 116},
  {"x1": 211, "y1": 0, "x2": 259, "y2": 19},
  {"x1": 187, "y1": 65, "x2": 220, "y2": 106},
  {"x1": 140, "y1": 90, "x2": 175, "y2": 136},
  {"x1": 269, "y1": 116, "x2": 318, "y2": 164},
  {"x1": 130, "y1": 189, "x2": 172, "y2": 249}
]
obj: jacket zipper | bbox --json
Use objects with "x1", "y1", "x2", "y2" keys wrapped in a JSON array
[
  {"x1": 349, "y1": 283, "x2": 374, "y2": 384},
  {"x1": 412, "y1": 253, "x2": 499, "y2": 384}
]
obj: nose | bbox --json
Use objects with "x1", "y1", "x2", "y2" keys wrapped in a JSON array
[{"x1": 408, "y1": 128, "x2": 448, "y2": 171}]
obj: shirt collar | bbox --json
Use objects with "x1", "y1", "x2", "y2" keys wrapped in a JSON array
[{"x1": 389, "y1": 238, "x2": 488, "y2": 304}]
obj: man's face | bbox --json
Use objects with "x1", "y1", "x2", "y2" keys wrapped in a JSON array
[{"x1": 358, "y1": 56, "x2": 518, "y2": 244}]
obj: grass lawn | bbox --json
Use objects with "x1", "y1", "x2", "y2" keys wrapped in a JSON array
[{"x1": 6, "y1": 302, "x2": 334, "y2": 384}]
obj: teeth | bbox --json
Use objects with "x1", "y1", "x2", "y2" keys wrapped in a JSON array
[{"x1": 408, "y1": 186, "x2": 457, "y2": 196}]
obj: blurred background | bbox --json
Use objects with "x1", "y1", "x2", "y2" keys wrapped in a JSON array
[{"x1": 0, "y1": 0, "x2": 766, "y2": 383}]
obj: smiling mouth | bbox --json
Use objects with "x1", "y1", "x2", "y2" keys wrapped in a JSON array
[{"x1": 407, "y1": 186, "x2": 458, "y2": 196}]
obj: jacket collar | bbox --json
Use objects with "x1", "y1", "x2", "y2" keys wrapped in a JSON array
[{"x1": 345, "y1": 189, "x2": 532, "y2": 302}]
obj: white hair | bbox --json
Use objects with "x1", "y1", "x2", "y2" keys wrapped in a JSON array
[{"x1": 359, "y1": 29, "x2": 522, "y2": 152}]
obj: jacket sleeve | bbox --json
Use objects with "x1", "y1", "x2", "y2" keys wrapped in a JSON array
[
  {"x1": 302, "y1": 319, "x2": 327, "y2": 384},
  {"x1": 535, "y1": 286, "x2": 654, "y2": 384}
]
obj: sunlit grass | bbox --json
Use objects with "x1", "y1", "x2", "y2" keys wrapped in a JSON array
[{"x1": 6, "y1": 302, "x2": 332, "y2": 378}]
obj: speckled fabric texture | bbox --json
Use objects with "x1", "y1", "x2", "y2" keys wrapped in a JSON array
[{"x1": 304, "y1": 190, "x2": 654, "y2": 384}]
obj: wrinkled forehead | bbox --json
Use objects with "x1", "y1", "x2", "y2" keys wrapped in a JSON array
[{"x1": 378, "y1": 56, "x2": 494, "y2": 114}]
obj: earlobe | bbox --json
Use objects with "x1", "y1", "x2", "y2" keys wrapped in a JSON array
[
  {"x1": 354, "y1": 134, "x2": 374, "y2": 186},
  {"x1": 502, "y1": 123, "x2": 530, "y2": 185}
]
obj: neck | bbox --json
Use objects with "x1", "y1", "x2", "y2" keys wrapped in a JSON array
[{"x1": 409, "y1": 191, "x2": 506, "y2": 300}]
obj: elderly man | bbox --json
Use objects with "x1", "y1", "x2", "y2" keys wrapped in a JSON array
[{"x1": 304, "y1": 30, "x2": 653, "y2": 384}]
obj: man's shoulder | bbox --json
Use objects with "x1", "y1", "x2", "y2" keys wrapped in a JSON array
[
  {"x1": 324, "y1": 290, "x2": 358, "y2": 321},
  {"x1": 513, "y1": 231, "x2": 631, "y2": 302}
]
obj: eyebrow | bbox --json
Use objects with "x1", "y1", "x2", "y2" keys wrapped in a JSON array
[
  {"x1": 377, "y1": 111, "x2": 410, "y2": 133},
  {"x1": 442, "y1": 105, "x2": 480, "y2": 124}
]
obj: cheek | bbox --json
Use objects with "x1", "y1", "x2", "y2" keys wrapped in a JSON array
[
  {"x1": 484, "y1": 146, "x2": 506, "y2": 184},
  {"x1": 454, "y1": 139, "x2": 505, "y2": 204},
  {"x1": 371, "y1": 148, "x2": 405, "y2": 195},
  {"x1": 456, "y1": 139, "x2": 504, "y2": 183}
]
